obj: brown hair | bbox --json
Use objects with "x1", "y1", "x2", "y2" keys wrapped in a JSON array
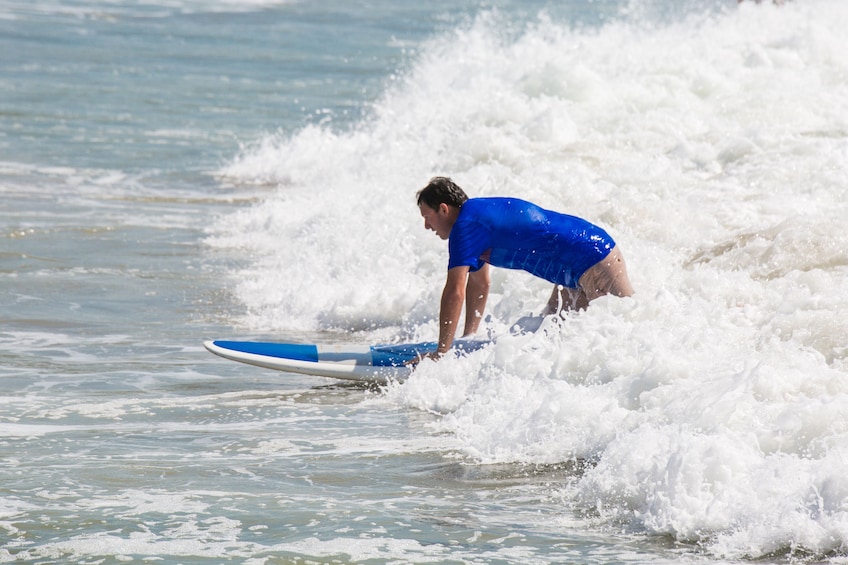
[{"x1": 416, "y1": 177, "x2": 469, "y2": 210}]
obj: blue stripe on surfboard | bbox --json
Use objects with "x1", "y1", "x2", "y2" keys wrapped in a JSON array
[
  {"x1": 370, "y1": 342, "x2": 437, "y2": 366},
  {"x1": 211, "y1": 340, "x2": 319, "y2": 363},
  {"x1": 370, "y1": 340, "x2": 490, "y2": 367}
]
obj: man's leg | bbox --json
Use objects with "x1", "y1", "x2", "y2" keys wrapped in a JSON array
[
  {"x1": 543, "y1": 284, "x2": 589, "y2": 315},
  {"x1": 578, "y1": 246, "x2": 634, "y2": 301},
  {"x1": 541, "y1": 246, "x2": 633, "y2": 315}
]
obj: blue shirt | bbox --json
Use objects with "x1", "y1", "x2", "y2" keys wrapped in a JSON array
[{"x1": 448, "y1": 197, "x2": 615, "y2": 288}]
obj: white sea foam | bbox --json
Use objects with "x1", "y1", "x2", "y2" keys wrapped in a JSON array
[{"x1": 208, "y1": 0, "x2": 848, "y2": 559}]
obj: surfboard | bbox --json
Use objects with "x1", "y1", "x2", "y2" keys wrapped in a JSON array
[{"x1": 203, "y1": 338, "x2": 490, "y2": 383}]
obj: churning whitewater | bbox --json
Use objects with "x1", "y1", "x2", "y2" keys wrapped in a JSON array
[{"x1": 212, "y1": 0, "x2": 848, "y2": 559}]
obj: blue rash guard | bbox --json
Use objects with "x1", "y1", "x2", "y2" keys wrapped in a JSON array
[{"x1": 448, "y1": 197, "x2": 615, "y2": 288}]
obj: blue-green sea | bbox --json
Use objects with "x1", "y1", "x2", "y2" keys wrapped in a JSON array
[{"x1": 3, "y1": 0, "x2": 848, "y2": 562}]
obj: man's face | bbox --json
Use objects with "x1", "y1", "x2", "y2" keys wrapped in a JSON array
[{"x1": 419, "y1": 203, "x2": 453, "y2": 240}]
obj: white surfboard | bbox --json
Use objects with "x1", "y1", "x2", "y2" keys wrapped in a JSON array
[
  {"x1": 203, "y1": 338, "x2": 490, "y2": 383},
  {"x1": 204, "y1": 316, "x2": 543, "y2": 383}
]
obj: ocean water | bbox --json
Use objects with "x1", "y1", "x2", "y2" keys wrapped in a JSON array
[{"x1": 2, "y1": 0, "x2": 848, "y2": 563}]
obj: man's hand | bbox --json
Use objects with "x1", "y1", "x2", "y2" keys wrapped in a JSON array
[{"x1": 404, "y1": 350, "x2": 443, "y2": 367}]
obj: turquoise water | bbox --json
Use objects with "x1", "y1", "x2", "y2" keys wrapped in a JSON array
[{"x1": 3, "y1": 0, "x2": 848, "y2": 563}]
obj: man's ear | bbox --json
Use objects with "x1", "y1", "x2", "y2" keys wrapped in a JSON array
[{"x1": 438, "y1": 202, "x2": 450, "y2": 216}]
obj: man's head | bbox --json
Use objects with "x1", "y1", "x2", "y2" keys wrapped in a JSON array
[
  {"x1": 416, "y1": 177, "x2": 468, "y2": 240},
  {"x1": 416, "y1": 177, "x2": 468, "y2": 210}
]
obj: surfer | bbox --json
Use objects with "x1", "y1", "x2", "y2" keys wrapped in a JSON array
[{"x1": 417, "y1": 176, "x2": 633, "y2": 359}]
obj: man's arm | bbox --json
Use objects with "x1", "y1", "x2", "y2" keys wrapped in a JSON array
[
  {"x1": 463, "y1": 263, "x2": 490, "y2": 337},
  {"x1": 437, "y1": 266, "x2": 470, "y2": 354}
]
